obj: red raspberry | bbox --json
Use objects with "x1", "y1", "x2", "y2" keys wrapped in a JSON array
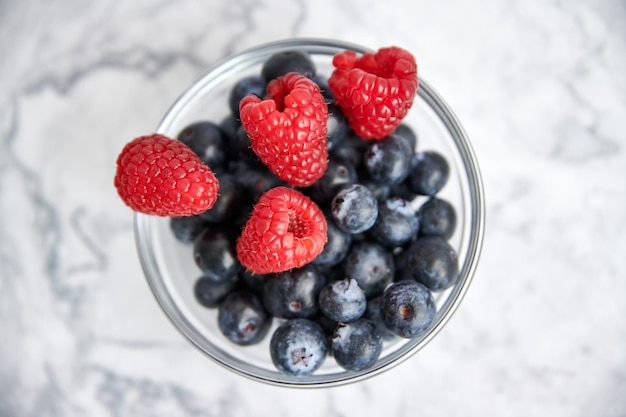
[
  {"x1": 239, "y1": 72, "x2": 329, "y2": 187},
  {"x1": 328, "y1": 46, "x2": 418, "y2": 140},
  {"x1": 114, "y1": 133, "x2": 219, "y2": 216},
  {"x1": 236, "y1": 186, "x2": 327, "y2": 274}
]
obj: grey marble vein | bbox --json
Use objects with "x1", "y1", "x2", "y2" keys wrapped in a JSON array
[
  {"x1": 289, "y1": 0, "x2": 308, "y2": 37},
  {"x1": 219, "y1": 0, "x2": 264, "y2": 57},
  {"x1": 92, "y1": 366, "x2": 240, "y2": 417},
  {"x1": 65, "y1": 207, "x2": 107, "y2": 277},
  {"x1": 22, "y1": 47, "x2": 208, "y2": 97}
]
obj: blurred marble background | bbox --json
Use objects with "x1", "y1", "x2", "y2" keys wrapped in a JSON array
[{"x1": 1, "y1": 0, "x2": 625, "y2": 416}]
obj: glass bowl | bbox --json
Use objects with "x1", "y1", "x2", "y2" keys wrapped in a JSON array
[{"x1": 134, "y1": 38, "x2": 485, "y2": 387}]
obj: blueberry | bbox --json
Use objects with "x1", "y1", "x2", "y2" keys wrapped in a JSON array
[
  {"x1": 194, "y1": 274, "x2": 239, "y2": 308},
  {"x1": 198, "y1": 173, "x2": 242, "y2": 223},
  {"x1": 343, "y1": 242, "x2": 395, "y2": 298},
  {"x1": 170, "y1": 215, "x2": 208, "y2": 244},
  {"x1": 230, "y1": 124, "x2": 260, "y2": 166},
  {"x1": 314, "y1": 262, "x2": 345, "y2": 283},
  {"x1": 326, "y1": 104, "x2": 350, "y2": 151},
  {"x1": 406, "y1": 236, "x2": 459, "y2": 291},
  {"x1": 318, "y1": 278, "x2": 367, "y2": 323},
  {"x1": 219, "y1": 116, "x2": 243, "y2": 161},
  {"x1": 389, "y1": 180, "x2": 419, "y2": 202},
  {"x1": 193, "y1": 228, "x2": 241, "y2": 282},
  {"x1": 230, "y1": 159, "x2": 285, "y2": 202},
  {"x1": 380, "y1": 280, "x2": 436, "y2": 338},
  {"x1": 393, "y1": 248, "x2": 414, "y2": 282},
  {"x1": 262, "y1": 265, "x2": 326, "y2": 319},
  {"x1": 332, "y1": 319, "x2": 383, "y2": 371},
  {"x1": 361, "y1": 179, "x2": 391, "y2": 202},
  {"x1": 177, "y1": 121, "x2": 227, "y2": 172},
  {"x1": 363, "y1": 134, "x2": 413, "y2": 185},
  {"x1": 218, "y1": 290, "x2": 272, "y2": 345},
  {"x1": 364, "y1": 295, "x2": 396, "y2": 341},
  {"x1": 311, "y1": 75, "x2": 334, "y2": 102},
  {"x1": 313, "y1": 312, "x2": 338, "y2": 340},
  {"x1": 312, "y1": 216, "x2": 352, "y2": 267},
  {"x1": 270, "y1": 318, "x2": 329, "y2": 376},
  {"x1": 308, "y1": 158, "x2": 357, "y2": 204},
  {"x1": 331, "y1": 184, "x2": 378, "y2": 234},
  {"x1": 219, "y1": 115, "x2": 240, "y2": 142},
  {"x1": 228, "y1": 75, "x2": 265, "y2": 118},
  {"x1": 392, "y1": 123, "x2": 417, "y2": 150},
  {"x1": 370, "y1": 197, "x2": 420, "y2": 247},
  {"x1": 417, "y1": 197, "x2": 457, "y2": 239},
  {"x1": 261, "y1": 50, "x2": 316, "y2": 84},
  {"x1": 407, "y1": 151, "x2": 450, "y2": 196},
  {"x1": 239, "y1": 269, "x2": 266, "y2": 295},
  {"x1": 330, "y1": 131, "x2": 368, "y2": 169}
]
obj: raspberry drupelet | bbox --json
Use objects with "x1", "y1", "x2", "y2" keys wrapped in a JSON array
[
  {"x1": 114, "y1": 134, "x2": 219, "y2": 216},
  {"x1": 329, "y1": 46, "x2": 418, "y2": 140},
  {"x1": 236, "y1": 186, "x2": 327, "y2": 274},
  {"x1": 239, "y1": 72, "x2": 329, "y2": 187}
]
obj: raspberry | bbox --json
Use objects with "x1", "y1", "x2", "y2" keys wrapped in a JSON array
[
  {"x1": 239, "y1": 72, "x2": 329, "y2": 187},
  {"x1": 114, "y1": 133, "x2": 219, "y2": 216},
  {"x1": 328, "y1": 46, "x2": 418, "y2": 140},
  {"x1": 236, "y1": 186, "x2": 327, "y2": 274}
]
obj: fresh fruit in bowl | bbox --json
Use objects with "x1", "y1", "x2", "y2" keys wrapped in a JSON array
[{"x1": 122, "y1": 39, "x2": 484, "y2": 387}]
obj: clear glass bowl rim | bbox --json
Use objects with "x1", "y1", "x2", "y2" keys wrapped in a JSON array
[{"x1": 134, "y1": 38, "x2": 485, "y2": 388}]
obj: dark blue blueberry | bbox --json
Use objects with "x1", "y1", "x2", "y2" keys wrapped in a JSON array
[
  {"x1": 406, "y1": 236, "x2": 459, "y2": 291},
  {"x1": 407, "y1": 151, "x2": 450, "y2": 196},
  {"x1": 417, "y1": 197, "x2": 457, "y2": 239},
  {"x1": 262, "y1": 265, "x2": 326, "y2": 319},
  {"x1": 239, "y1": 269, "x2": 266, "y2": 295},
  {"x1": 363, "y1": 134, "x2": 413, "y2": 185},
  {"x1": 313, "y1": 312, "x2": 339, "y2": 340},
  {"x1": 198, "y1": 173, "x2": 242, "y2": 223},
  {"x1": 170, "y1": 215, "x2": 208, "y2": 244},
  {"x1": 308, "y1": 158, "x2": 357, "y2": 204},
  {"x1": 228, "y1": 75, "x2": 265, "y2": 119},
  {"x1": 331, "y1": 184, "x2": 378, "y2": 234},
  {"x1": 218, "y1": 290, "x2": 271, "y2": 345},
  {"x1": 230, "y1": 159, "x2": 285, "y2": 202},
  {"x1": 393, "y1": 248, "x2": 414, "y2": 282},
  {"x1": 343, "y1": 242, "x2": 395, "y2": 298},
  {"x1": 177, "y1": 121, "x2": 227, "y2": 172},
  {"x1": 261, "y1": 50, "x2": 316, "y2": 84},
  {"x1": 380, "y1": 280, "x2": 436, "y2": 338},
  {"x1": 219, "y1": 116, "x2": 242, "y2": 161},
  {"x1": 312, "y1": 216, "x2": 352, "y2": 267},
  {"x1": 332, "y1": 319, "x2": 382, "y2": 371},
  {"x1": 219, "y1": 115, "x2": 240, "y2": 142},
  {"x1": 364, "y1": 295, "x2": 396, "y2": 341},
  {"x1": 318, "y1": 278, "x2": 366, "y2": 323},
  {"x1": 370, "y1": 197, "x2": 420, "y2": 247},
  {"x1": 361, "y1": 179, "x2": 391, "y2": 202},
  {"x1": 389, "y1": 180, "x2": 419, "y2": 202},
  {"x1": 193, "y1": 228, "x2": 241, "y2": 282},
  {"x1": 314, "y1": 262, "x2": 345, "y2": 283},
  {"x1": 330, "y1": 131, "x2": 368, "y2": 169},
  {"x1": 229, "y1": 124, "x2": 260, "y2": 166},
  {"x1": 311, "y1": 75, "x2": 334, "y2": 101},
  {"x1": 194, "y1": 274, "x2": 239, "y2": 308},
  {"x1": 270, "y1": 318, "x2": 329, "y2": 376},
  {"x1": 326, "y1": 104, "x2": 349, "y2": 151},
  {"x1": 392, "y1": 123, "x2": 418, "y2": 150}
]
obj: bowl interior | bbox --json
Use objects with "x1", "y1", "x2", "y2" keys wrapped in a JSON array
[{"x1": 134, "y1": 39, "x2": 484, "y2": 387}]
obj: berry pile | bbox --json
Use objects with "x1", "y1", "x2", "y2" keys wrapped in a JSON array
[{"x1": 115, "y1": 46, "x2": 459, "y2": 377}]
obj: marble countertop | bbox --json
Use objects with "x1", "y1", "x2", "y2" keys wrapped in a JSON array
[{"x1": 1, "y1": 0, "x2": 625, "y2": 416}]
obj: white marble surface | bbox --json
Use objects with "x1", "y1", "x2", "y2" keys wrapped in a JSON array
[{"x1": 1, "y1": 0, "x2": 625, "y2": 416}]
